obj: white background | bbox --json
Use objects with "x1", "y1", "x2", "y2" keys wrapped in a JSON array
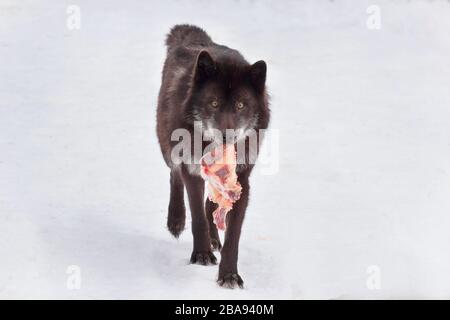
[{"x1": 1, "y1": 0, "x2": 450, "y2": 299}]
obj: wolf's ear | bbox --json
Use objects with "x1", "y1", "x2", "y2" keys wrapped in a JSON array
[
  {"x1": 249, "y1": 60, "x2": 267, "y2": 91},
  {"x1": 195, "y1": 50, "x2": 216, "y2": 82}
]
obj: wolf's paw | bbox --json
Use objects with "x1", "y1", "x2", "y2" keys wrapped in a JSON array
[
  {"x1": 217, "y1": 273, "x2": 244, "y2": 289},
  {"x1": 190, "y1": 251, "x2": 217, "y2": 265},
  {"x1": 211, "y1": 238, "x2": 222, "y2": 251},
  {"x1": 167, "y1": 217, "x2": 185, "y2": 238}
]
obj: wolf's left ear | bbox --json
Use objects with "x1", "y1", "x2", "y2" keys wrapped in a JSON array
[
  {"x1": 195, "y1": 50, "x2": 216, "y2": 82},
  {"x1": 250, "y1": 60, "x2": 267, "y2": 91}
]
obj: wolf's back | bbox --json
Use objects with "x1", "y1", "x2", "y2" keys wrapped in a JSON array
[{"x1": 165, "y1": 24, "x2": 213, "y2": 51}]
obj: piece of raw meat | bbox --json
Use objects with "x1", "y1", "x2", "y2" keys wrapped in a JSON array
[{"x1": 200, "y1": 144, "x2": 242, "y2": 230}]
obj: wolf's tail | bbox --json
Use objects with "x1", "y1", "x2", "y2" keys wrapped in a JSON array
[{"x1": 165, "y1": 24, "x2": 212, "y2": 50}]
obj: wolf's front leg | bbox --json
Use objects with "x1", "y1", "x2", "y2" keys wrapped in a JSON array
[
  {"x1": 205, "y1": 198, "x2": 222, "y2": 251},
  {"x1": 181, "y1": 166, "x2": 217, "y2": 265},
  {"x1": 167, "y1": 169, "x2": 186, "y2": 238},
  {"x1": 218, "y1": 172, "x2": 250, "y2": 289}
]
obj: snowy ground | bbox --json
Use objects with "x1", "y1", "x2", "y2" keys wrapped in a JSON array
[{"x1": 1, "y1": 0, "x2": 450, "y2": 299}]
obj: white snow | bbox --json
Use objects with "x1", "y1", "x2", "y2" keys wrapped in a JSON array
[{"x1": 1, "y1": 0, "x2": 450, "y2": 299}]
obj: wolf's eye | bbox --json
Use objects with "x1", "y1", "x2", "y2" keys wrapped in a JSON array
[
  {"x1": 211, "y1": 100, "x2": 219, "y2": 108},
  {"x1": 236, "y1": 101, "x2": 245, "y2": 110}
]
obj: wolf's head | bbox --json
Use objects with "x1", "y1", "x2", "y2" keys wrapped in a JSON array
[{"x1": 187, "y1": 50, "x2": 268, "y2": 141}]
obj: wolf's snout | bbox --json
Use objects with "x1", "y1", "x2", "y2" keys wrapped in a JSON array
[{"x1": 217, "y1": 113, "x2": 237, "y2": 131}]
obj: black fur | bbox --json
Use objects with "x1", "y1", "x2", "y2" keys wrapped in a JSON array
[{"x1": 157, "y1": 24, "x2": 270, "y2": 288}]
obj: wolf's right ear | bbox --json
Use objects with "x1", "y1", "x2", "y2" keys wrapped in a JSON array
[
  {"x1": 195, "y1": 50, "x2": 216, "y2": 82},
  {"x1": 249, "y1": 60, "x2": 267, "y2": 92}
]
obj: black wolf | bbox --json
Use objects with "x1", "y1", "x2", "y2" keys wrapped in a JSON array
[{"x1": 156, "y1": 24, "x2": 270, "y2": 288}]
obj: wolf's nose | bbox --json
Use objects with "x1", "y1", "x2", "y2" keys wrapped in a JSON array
[{"x1": 218, "y1": 114, "x2": 235, "y2": 131}]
